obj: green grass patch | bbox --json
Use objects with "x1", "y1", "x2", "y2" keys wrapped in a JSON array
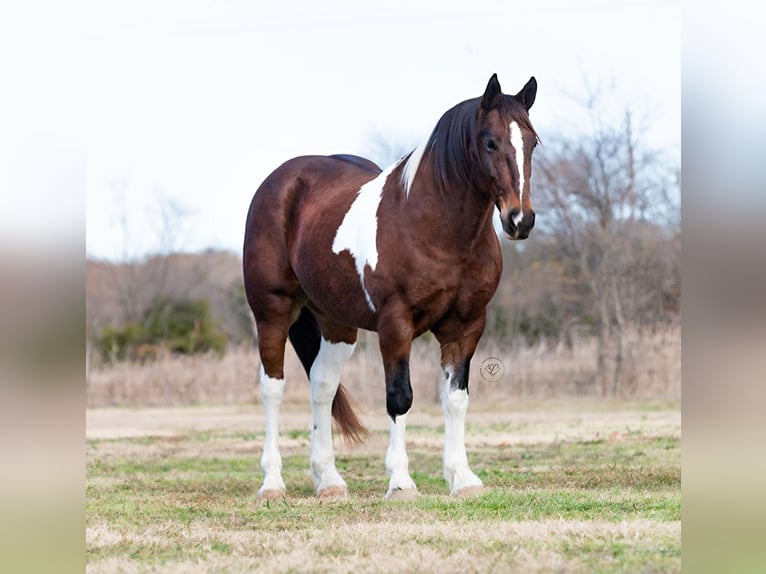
[
  {"x1": 87, "y1": 406, "x2": 681, "y2": 572},
  {"x1": 564, "y1": 536, "x2": 682, "y2": 573}
]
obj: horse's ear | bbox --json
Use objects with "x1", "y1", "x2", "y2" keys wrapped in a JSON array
[
  {"x1": 481, "y1": 73, "x2": 503, "y2": 110},
  {"x1": 515, "y1": 76, "x2": 537, "y2": 111}
]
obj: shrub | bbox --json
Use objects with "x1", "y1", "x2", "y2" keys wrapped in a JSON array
[{"x1": 95, "y1": 298, "x2": 227, "y2": 363}]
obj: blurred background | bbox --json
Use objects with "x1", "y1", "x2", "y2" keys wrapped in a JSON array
[{"x1": 83, "y1": 0, "x2": 681, "y2": 408}]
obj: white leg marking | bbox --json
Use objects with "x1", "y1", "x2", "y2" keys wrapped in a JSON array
[
  {"x1": 332, "y1": 163, "x2": 398, "y2": 313},
  {"x1": 309, "y1": 337, "x2": 355, "y2": 494},
  {"x1": 259, "y1": 365, "x2": 286, "y2": 496},
  {"x1": 385, "y1": 414, "x2": 418, "y2": 498},
  {"x1": 442, "y1": 368, "x2": 483, "y2": 495},
  {"x1": 510, "y1": 120, "x2": 525, "y2": 225}
]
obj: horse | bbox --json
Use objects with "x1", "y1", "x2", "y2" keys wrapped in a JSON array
[{"x1": 243, "y1": 73, "x2": 538, "y2": 500}]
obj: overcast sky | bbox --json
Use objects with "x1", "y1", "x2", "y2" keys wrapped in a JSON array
[{"x1": 81, "y1": 0, "x2": 680, "y2": 261}]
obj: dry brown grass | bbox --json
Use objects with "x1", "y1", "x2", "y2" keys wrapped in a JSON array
[
  {"x1": 86, "y1": 328, "x2": 680, "y2": 408},
  {"x1": 86, "y1": 519, "x2": 681, "y2": 574},
  {"x1": 86, "y1": 403, "x2": 681, "y2": 573}
]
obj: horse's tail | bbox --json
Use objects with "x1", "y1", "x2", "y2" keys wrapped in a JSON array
[
  {"x1": 288, "y1": 307, "x2": 369, "y2": 444},
  {"x1": 331, "y1": 383, "x2": 369, "y2": 445}
]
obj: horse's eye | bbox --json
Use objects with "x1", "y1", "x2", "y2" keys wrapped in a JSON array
[{"x1": 485, "y1": 139, "x2": 498, "y2": 152}]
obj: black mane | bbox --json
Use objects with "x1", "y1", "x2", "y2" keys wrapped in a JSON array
[{"x1": 424, "y1": 94, "x2": 537, "y2": 193}]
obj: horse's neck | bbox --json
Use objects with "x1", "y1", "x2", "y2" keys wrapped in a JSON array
[{"x1": 403, "y1": 174, "x2": 495, "y2": 251}]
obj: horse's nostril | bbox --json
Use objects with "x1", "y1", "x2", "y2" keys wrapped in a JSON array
[{"x1": 509, "y1": 211, "x2": 535, "y2": 240}]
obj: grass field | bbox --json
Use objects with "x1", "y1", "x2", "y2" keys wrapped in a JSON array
[{"x1": 86, "y1": 401, "x2": 680, "y2": 573}]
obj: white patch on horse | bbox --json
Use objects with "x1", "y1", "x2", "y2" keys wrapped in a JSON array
[
  {"x1": 509, "y1": 121, "x2": 525, "y2": 226},
  {"x1": 309, "y1": 337, "x2": 355, "y2": 493},
  {"x1": 332, "y1": 163, "x2": 396, "y2": 312},
  {"x1": 400, "y1": 138, "x2": 428, "y2": 198},
  {"x1": 442, "y1": 367, "x2": 483, "y2": 495},
  {"x1": 385, "y1": 414, "x2": 417, "y2": 498},
  {"x1": 259, "y1": 365, "x2": 286, "y2": 496}
]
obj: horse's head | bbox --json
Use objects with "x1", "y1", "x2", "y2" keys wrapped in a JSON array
[{"x1": 476, "y1": 74, "x2": 538, "y2": 240}]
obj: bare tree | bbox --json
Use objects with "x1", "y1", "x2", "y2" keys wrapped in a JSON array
[
  {"x1": 534, "y1": 84, "x2": 679, "y2": 396},
  {"x1": 111, "y1": 174, "x2": 146, "y2": 323},
  {"x1": 142, "y1": 194, "x2": 194, "y2": 303},
  {"x1": 102, "y1": 177, "x2": 195, "y2": 326}
]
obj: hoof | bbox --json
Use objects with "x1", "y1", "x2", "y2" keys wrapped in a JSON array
[
  {"x1": 385, "y1": 487, "x2": 418, "y2": 501},
  {"x1": 258, "y1": 488, "x2": 286, "y2": 501},
  {"x1": 455, "y1": 485, "x2": 484, "y2": 497},
  {"x1": 317, "y1": 485, "x2": 349, "y2": 499}
]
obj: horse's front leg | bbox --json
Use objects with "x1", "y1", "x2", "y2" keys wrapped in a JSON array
[
  {"x1": 434, "y1": 315, "x2": 487, "y2": 496},
  {"x1": 441, "y1": 360, "x2": 484, "y2": 496},
  {"x1": 378, "y1": 305, "x2": 418, "y2": 500}
]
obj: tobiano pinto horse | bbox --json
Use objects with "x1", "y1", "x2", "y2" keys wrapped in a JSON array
[{"x1": 243, "y1": 74, "x2": 538, "y2": 499}]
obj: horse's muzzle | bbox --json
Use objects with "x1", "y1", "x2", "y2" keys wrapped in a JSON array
[{"x1": 503, "y1": 209, "x2": 535, "y2": 240}]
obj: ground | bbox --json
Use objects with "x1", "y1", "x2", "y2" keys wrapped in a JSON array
[{"x1": 86, "y1": 400, "x2": 681, "y2": 573}]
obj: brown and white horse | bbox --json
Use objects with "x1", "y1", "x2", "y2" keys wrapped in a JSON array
[{"x1": 243, "y1": 74, "x2": 538, "y2": 499}]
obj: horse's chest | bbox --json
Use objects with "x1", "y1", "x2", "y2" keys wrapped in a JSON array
[{"x1": 410, "y1": 257, "x2": 499, "y2": 319}]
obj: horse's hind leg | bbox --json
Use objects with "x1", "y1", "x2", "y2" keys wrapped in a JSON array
[
  {"x1": 308, "y1": 317, "x2": 357, "y2": 497},
  {"x1": 253, "y1": 294, "x2": 298, "y2": 500}
]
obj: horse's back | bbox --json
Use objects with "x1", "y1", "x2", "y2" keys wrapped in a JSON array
[
  {"x1": 328, "y1": 154, "x2": 382, "y2": 174},
  {"x1": 246, "y1": 154, "x2": 376, "y2": 230},
  {"x1": 243, "y1": 155, "x2": 381, "y2": 319}
]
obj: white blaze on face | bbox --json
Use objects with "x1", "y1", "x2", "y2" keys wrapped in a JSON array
[
  {"x1": 332, "y1": 163, "x2": 396, "y2": 313},
  {"x1": 509, "y1": 121, "x2": 525, "y2": 226}
]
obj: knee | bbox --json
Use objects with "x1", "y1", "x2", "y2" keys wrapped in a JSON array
[
  {"x1": 443, "y1": 387, "x2": 469, "y2": 417},
  {"x1": 260, "y1": 367, "x2": 285, "y2": 402},
  {"x1": 387, "y1": 385, "x2": 413, "y2": 419},
  {"x1": 442, "y1": 363, "x2": 470, "y2": 415},
  {"x1": 386, "y1": 362, "x2": 413, "y2": 419}
]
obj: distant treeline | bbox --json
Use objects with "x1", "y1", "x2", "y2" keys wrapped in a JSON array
[{"x1": 86, "y1": 88, "x2": 679, "y2": 399}]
